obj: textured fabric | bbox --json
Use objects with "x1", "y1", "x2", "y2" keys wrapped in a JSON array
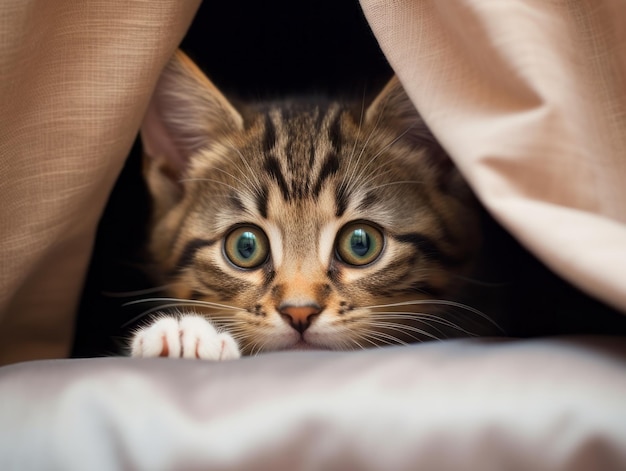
[
  {"x1": 1, "y1": 6, "x2": 624, "y2": 470},
  {"x1": 360, "y1": 0, "x2": 626, "y2": 312},
  {"x1": 1, "y1": 338, "x2": 625, "y2": 471},
  {"x1": 0, "y1": 0, "x2": 201, "y2": 365}
]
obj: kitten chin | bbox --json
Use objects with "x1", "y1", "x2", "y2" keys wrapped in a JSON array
[{"x1": 128, "y1": 50, "x2": 498, "y2": 360}]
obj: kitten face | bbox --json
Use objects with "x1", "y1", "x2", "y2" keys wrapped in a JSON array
[{"x1": 140, "y1": 51, "x2": 485, "y2": 354}]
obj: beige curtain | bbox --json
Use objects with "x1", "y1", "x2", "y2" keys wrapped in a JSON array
[
  {"x1": 2, "y1": 0, "x2": 625, "y2": 365},
  {"x1": 0, "y1": 1, "x2": 201, "y2": 365},
  {"x1": 359, "y1": 0, "x2": 626, "y2": 313}
]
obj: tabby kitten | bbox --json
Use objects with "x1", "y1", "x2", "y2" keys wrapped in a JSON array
[{"x1": 130, "y1": 50, "x2": 492, "y2": 360}]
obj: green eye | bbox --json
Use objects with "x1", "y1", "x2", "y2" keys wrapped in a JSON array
[
  {"x1": 336, "y1": 222, "x2": 384, "y2": 266},
  {"x1": 224, "y1": 226, "x2": 270, "y2": 269}
]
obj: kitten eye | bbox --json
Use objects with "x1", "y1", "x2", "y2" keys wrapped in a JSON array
[
  {"x1": 335, "y1": 222, "x2": 384, "y2": 266},
  {"x1": 224, "y1": 225, "x2": 270, "y2": 269}
]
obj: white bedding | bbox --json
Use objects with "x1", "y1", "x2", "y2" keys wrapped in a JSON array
[
  {"x1": 2, "y1": 337, "x2": 625, "y2": 471},
  {"x1": 1, "y1": 2, "x2": 626, "y2": 470}
]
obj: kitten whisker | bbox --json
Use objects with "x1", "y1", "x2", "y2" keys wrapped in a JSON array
[
  {"x1": 348, "y1": 332, "x2": 383, "y2": 349},
  {"x1": 340, "y1": 100, "x2": 385, "y2": 198},
  {"x1": 347, "y1": 89, "x2": 366, "y2": 166},
  {"x1": 209, "y1": 167, "x2": 253, "y2": 194},
  {"x1": 349, "y1": 126, "x2": 415, "y2": 194},
  {"x1": 365, "y1": 180, "x2": 425, "y2": 192},
  {"x1": 364, "y1": 322, "x2": 440, "y2": 342},
  {"x1": 451, "y1": 274, "x2": 511, "y2": 288},
  {"x1": 365, "y1": 299, "x2": 504, "y2": 333},
  {"x1": 124, "y1": 297, "x2": 241, "y2": 311},
  {"x1": 222, "y1": 331, "x2": 249, "y2": 344},
  {"x1": 223, "y1": 138, "x2": 264, "y2": 197},
  {"x1": 356, "y1": 328, "x2": 411, "y2": 347},
  {"x1": 367, "y1": 312, "x2": 479, "y2": 336},
  {"x1": 367, "y1": 314, "x2": 453, "y2": 335},
  {"x1": 102, "y1": 285, "x2": 172, "y2": 298},
  {"x1": 177, "y1": 178, "x2": 240, "y2": 193},
  {"x1": 248, "y1": 337, "x2": 267, "y2": 357},
  {"x1": 121, "y1": 298, "x2": 243, "y2": 327},
  {"x1": 340, "y1": 92, "x2": 366, "y2": 192},
  {"x1": 355, "y1": 165, "x2": 398, "y2": 191},
  {"x1": 335, "y1": 337, "x2": 357, "y2": 351}
]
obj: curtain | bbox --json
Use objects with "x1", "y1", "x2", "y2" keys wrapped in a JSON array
[
  {"x1": 0, "y1": 0, "x2": 201, "y2": 365},
  {"x1": 359, "y1": 0, "x2": 626, "y2": 313},
  {"x1": 2, "y1": 0, "x2": 625, "y2": 365}
]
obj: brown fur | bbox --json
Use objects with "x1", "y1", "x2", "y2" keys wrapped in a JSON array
[{"x1": 139, "y1": 50, "x2": 494, "y2": 354}]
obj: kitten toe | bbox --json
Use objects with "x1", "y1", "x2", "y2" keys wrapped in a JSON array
[
  {"x1": 130, "y1": 316, "x2": 182, "y2": 358},
  {"x1": 178, "y1": 316, "x2": 241, "y2": 360},
  {"x1": 215, "y1": 333, "x2": 241, "y2": 361}
]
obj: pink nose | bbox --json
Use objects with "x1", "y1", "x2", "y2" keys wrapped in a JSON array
[{"x1": 279, "y1": 304, "x2": 321, "y2": 334}]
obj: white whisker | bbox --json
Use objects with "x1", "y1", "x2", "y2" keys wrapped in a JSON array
[
  {"x1": 340, "y1": 92, "x2": 366, "y2": 193},
  {"x1": 348, "y1": 332, "x2": 382, "y2": 349},
  {"x1": 367, "y1": 312, "x2": 478, "y2": 336},
  {"x1": 223, "y1": 138, "x2": 264, "y2": 197},
  {"x1": 124, "y1": 297, "x2": 240, "y2": 311},
  {"x1": 364, "y1": 322, "x2": 440, "y2": 342},
  {"x1": 349, "y1": 126, "x2": 414, "y2": 194},
  {"x1": 122, "y1": 298, "x2": 243, "y2": 327},
  {"x1": 102, "y1": 285, "x2": 172, "y2": 298},
  {"x1": 357, "y1": 328, "x2": 410, "y2": 346},
  {"x1": 452, "y1": 274, "x2": 511, "y2": 288},
  {"x1": 365, "y1": 180, "x2": 425, "y2": 192},
  {"x1": 340, "y1": 100, "x2": 385, "y2": 197},
  {"x1": 178, "y1": 178, "x2": 240, "y2": 193},
  {"x1": 366, "y1": 299, "x2": 504, "y2": 333}
]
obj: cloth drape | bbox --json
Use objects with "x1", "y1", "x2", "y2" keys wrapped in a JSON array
[
  {"x1": 359, "y1": 0, "x2": 626, "y2": 313},
  {"x1": 1, "y1": 0, "x2": 626, "y2": 365},
  {"x1": 0, "y1": 0, "x2": 201, "y2": 365}
]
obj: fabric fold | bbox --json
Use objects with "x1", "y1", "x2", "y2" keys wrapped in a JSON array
[
  {"x1": 0, "y1": 0, "x2": 201, "y2": 365},
  {"x1": 360, "y1": 0, "x2": 626, "y2": 312},
  {"x1": 2, "y1": 339, "x2": 625, "y2": 471}
]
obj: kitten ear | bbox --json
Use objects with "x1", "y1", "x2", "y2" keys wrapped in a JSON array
[
  {"x1": 141, "y1": 50, "x2": 243, "y2": 179},
  {"x1": 367, "y1": 76, "x2": 469, "y2": 197},
  {"x1": 365, "y1": 76, "x2": 437, "y2": 147}
]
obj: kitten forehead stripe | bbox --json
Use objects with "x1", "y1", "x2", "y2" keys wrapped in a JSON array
[
  {"x1": 328, "y1": 109, "x2": 343, "y2": 151},
  {"x1": 262, "y1": 114, "x2": 277, "y2": 153},
  {"x1": 264, "y1": 155, "x2": 290, "y2": 200},
  {"x1": 334, "y1": 185, "x2": 348, "y2": 217},
  {"x1": 255, "y1": 184, "x2": 269, "y2": 219},
  {"x1": 312, "y1": 152, "x2": 340, "y2": 196}
]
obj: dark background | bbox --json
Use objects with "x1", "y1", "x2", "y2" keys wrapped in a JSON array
[{"x1": 72, "y1": 1, "x2": 626, "y2": 357}]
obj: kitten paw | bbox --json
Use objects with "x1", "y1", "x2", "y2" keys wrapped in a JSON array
[{"x1": 130, "y1": 315, "x2": 241, "y2": 360}]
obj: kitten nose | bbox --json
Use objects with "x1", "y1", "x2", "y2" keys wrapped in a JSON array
[{"x1": 279, "y1": 304, "x2": 321, "y2": 334}]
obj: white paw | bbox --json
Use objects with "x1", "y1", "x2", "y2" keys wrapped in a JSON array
[{"x1": 130, "y1": 315, "x2": 241, "y2": 360}]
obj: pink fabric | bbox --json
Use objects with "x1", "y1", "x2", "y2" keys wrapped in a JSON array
[
  {"x1": 0, "y1": 5, "x2": 624, "y2": 470},
  {"x1": 360, "y1": 0, "x2": 626, "y2": 313},
  {"x1": 0, "y1": 0, "x2": 201, "y2": 365}
]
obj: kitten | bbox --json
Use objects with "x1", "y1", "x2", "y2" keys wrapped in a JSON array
[{"x1": 130, "y1": 50, "x2": 495, "y2": 360}]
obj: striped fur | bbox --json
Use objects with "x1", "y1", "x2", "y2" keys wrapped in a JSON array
[{"x1": 139, "y1": 51, "x2": 493, "y2": 354}]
